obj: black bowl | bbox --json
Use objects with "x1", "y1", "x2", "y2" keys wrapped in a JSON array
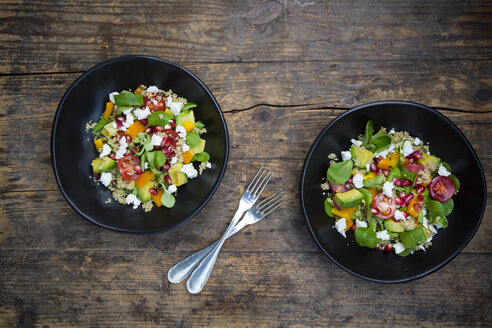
[
  {"x1": 300, "y1": 101, "x2": 486, "y2": 283},
  {"x1": 51, "y1": 55, "x2": 229, "y2": 233}
]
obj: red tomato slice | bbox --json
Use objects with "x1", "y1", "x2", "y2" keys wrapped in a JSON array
[
  {"x1": 117, "y1": 155, "x2": 141, "y2": 181},
  {"x1": 143, "y1": 95, "x2": 165, "y2": 112},
  {"x1": 372, "y1": 193, "x2": 396, "y2": 219},
  {"x1": 429, "y1": 176, "x2": 456, "y2": 202},
  {"x1": 404, "y1": 163, "x2": 425, "y2": 172}
]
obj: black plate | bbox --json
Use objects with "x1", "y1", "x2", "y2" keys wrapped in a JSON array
[
  {"x1": 300, "y1": 101, "x2": 486, "y2": 283},
  {"x1": 51, "y1": 55, "x2": 229, "y2": 233}
]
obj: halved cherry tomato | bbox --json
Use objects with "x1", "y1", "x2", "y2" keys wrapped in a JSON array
[
  {"x1": 143, "y1": 95, "x2": 165, "y2": 112},
  {"x1": 404, "y1": 163, "x2": 425, "y2": 172},
  {"x1": 117, "y1": 155, "x2": 141, "y2": 181},
  {"x1": 371, "y1": 193, "x2": 396, "y2": 219},
  {"x1": 429, "y1": 176, "x2": 456, "y2": 202}
]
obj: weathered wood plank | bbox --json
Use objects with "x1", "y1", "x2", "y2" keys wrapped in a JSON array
[
  {"x1": 0, "y1": 0, "x2": 491, "y2": 73},
  {"x1": 0, "y1": 250, "x2": 490, "y2": 327}
]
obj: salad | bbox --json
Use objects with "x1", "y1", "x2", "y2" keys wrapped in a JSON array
[
  {"x1": 88, "y1": 85, "x2": 211, "y2": 211},
  {"x1": 322, "y1": 120, "x2": 460, "y2": 256}
]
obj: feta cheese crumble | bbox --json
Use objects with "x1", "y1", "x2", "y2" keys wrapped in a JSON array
[
  {"x1": 167, "y1": 96, "x2": 183, "y2": 116},
  {"x1": 341, "y1": 151, "x2": 352, "y2": 161},
  {"x1": 146, "y1": 85, "x2": 159, "y2": 94},
  {"x1": 99, "y1": 172, "x2": 112, "y2": 187},
  {"x1": 170, "y1": 157, "x2": 177, "y2": 164},
  {"x1": 182, "y1": 143, "x2": 190, "y2": 152},
  {"x1": 355, "y1": 219, "x2": 368, "y2": 228},
  {"x1": 394, "y1": 210, "x2": 407, "y2": 221},
  {"x1": 167, "y1": 184, "x2": 177, "y2": 194},
  {"x1": 389, "y1": 128, "x2": 395, "y2": 134},
  {"x1": 175, "y1": 125, "x2": 187, "y2": 138},
  {"x1": 125, "y1": 194, "x2": 141, "y2": 209},
  {"x1": 99, "y1": 144, "x2": 111, "y2": 157},
  {"x1": 351, "y1": 139, "x2": 362, "y2": 147},
  {"x1": 115, "y1": 136, "x2": 128, "y2": 160},
  {"x1": 438, "y1": 164, "x2": 451, "y2": 177},
  {"x1": 335, "y1": 218, "x2": 347, "y2": 238},
  {"x1": 180, "y1": 163, "x2": 198, "y2": 179},
  {"x1": 414, "y1": 137, "x2": 422, "y2": 146},
  {"x1": 352, "y1": 173, "x2": 364, "y2": 189},
  {"x1": 402, "y1": 140, "x2": 414, "y2": 157},
  {"x1": 121, "y1": 109, "x2": 134, "y2": 132},
  {"x1": 109, "y1": 92, "x2": 119, "y2": 103},
  {"x1": 382, "y1": 181, "x2": 394, "y2": 197},
  {"x1": 393, "y1": 242, "x2": 405, "y2": 254},
  {"x1": 375, "y1": 144, "x2": 395, "y2": 158},
  {"x1": 151, "y1": 134, "x2": 163, "y2": 146},
  {"x1": 134, "y1": 107, "x2": 151, "y2": 120},
  {"x1": 376, "y1": 230, "x2": 390, "y2": 241}
]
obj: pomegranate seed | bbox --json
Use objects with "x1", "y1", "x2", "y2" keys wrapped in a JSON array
[
  {"x1": 140, "y1": 119, "x2": 148, "y2": 126},
  {"x1": 346, "y1": 177, "x2": 353, "y2": 184},
  {"x1": 116, "y1": 116, "x2": 125, "y2": 122},
  {"x1": 116, "y1": 122, "x2": 123, "y2": 129},
  {"x1": 149, "y1": 188, "x2": 158, "y2": 195},
  {"x1": 383, "y1": 169, "x2": 389, "y2": 177},
  {"x1": 164, "y1": 175, "x2": 172, "y2": 184},
  {"x1": 402, "y1": 211, "x2": 409, "y2": 218},
  {"x1": 154, "y1": 145, "x2": 162, "y2": 150},
  {"x1": 384, "y1": 244, "x2": 393, "y2": 253},
  {"x1": 371, "y1": 208, "x2": 379, "y2": 214},
  {"x1": 110, "y1": 153, "x2": 116, "y2": 160},
  {"x1": 405, "y1": 194, "x2": 414, "y2": 203},
  {"x1": 392, "y1": 177, "x2": 399, "y2": 184},
  {"x1": 135, "y1": 166, "x2": 142, "y2": 175},
  {"x1": 163, "y1": 163, "x2": 170, "y2": 171},
  {"x1": 112, "y1": 180, "x2": 117, "y2": 187},
  {"x1": 165, "y1": 138, "x2": 174, "y2": 146},
  {"x1": 125, "y1": 135, "x2": 132, "y2": 143},
  {"x1": 395, "y1": 179, "x2": 402, "y2": 187},
  {"x1": 403, "y1": 179, "x2": 412, "y2": 187},
  {"x1": 160, "y1": 138, "x2": 169, "y2": 147},
  {"x1": 395, "y1": 198, "x2": 404, "y2": 206},
  {"x1": 417, "y1": 195, "x2": 424, "y2": 203},
  {"x1": 373, "y1": 243, "x2": 381, "y2": 250},
  {"x1": 169, "y1": 151, "x2": 175, "y2": 158},
  {"x1": 413, "y1": 203, "x2": 421, "y2": 213},
  {"x1": 154, "y1": 126, "x2": 164, "y2": 132},
  {"x1": 94, "y1": 173, "x2": 101, "y2": 179},
  {"x1": 145, "y1": 127, "x2": 153, "y2": 134},
  {"x1": 350, "y1": 225, "x2": 357, "y2": 232},
  {"x1": 370, "y1": 163, "x2": 377, "y2": 172},
  {"x1": 169, "y1": 119, "x2": 176, "y2": 128},
  {"x1": 417, "y1": 186, "x2": 425, "y2": 194},
  {"x1": 413, "y1": 151, "x2": 422, "y2": 160},
  {"x1": 399, "y1": 192, "x2": 406, "y2": 199},
  {"x1": 375, "y1": 156, "x2": 383, "y2": 164}
]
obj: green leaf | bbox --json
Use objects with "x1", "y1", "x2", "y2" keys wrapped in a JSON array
[
  {"x1": 362, "y1": 120, "x2": 374, "y2": 147},
  {"x1": 148, "y1": 111, "x2": 172, "y2": 127},
  {"x1": 387, "y1": 165, "x2": 402, "y2": 181},
  {"x1": 400, "y1": 226, "x2": 427, "y2": 248},
  {"x1": 195, "y1": 121, "x2": 205, "y2": 129},
  {"x1": 144, "y1": 142, "x2": 154, "y2": 151},
  {"x1": 363, "y1": 174, "x2": 385, "y2": 188},
  {"x1": 92, "y1": 117, "x2": 109, "y2": 135},
  {"x1": 193, "y1": 152, "x2": 210, "y2": 162},
  {"x1": 324, "y1": 198, "x2": 334, "y2": 217},
  {"x1": 369, "y1": 216, "x2": 378, "y2": 231},
  {"x1": 354, "y1": 227, "x2": 380, "y2": 248},
  {"x1": 186, "y1": 132, "x2": 201, "y2": 147},
  {"x1": 326, "y1": 160, "x2": 353, "y2": 185},
  {"x1": 449, "y1": 174, "x2": 460, "y2": 193},
  {"x1": 440, "y1": 161, "x2": 452, "y2": 172},
  {"x1": 154, "y1": 151, "x2": 166, "y2": 167},
  {"x1": 177, "y1": 109, "x2": 191, "y2": 117},
  {"x1": 114, "y1": 91, "x2": 143, "y2": 107},
  {"x1": 442, "y1": 199, "x2": 454, "y2": 216},
  {"x1": 146, "y1": 151, "x2": 155, "y2": 168},
  {"x1": 370, "y1": 132, "x2": 392, "y2": 153},
  {"x1": 398, "y1": 248, "x2": 413, "y2": 257},
  {"x1": 426, "y1": 199, "x2": 446, "y2": 224},
  {"x1": 182, "y1": 102, "x2": 197, "y2": 111},
  {"x1": 161, "y1": 191, "x2": 176, "y2": 208},
  {"x1": 398, "y1": 161, "x2": 417, "y2": 193},
  {"x1": 358, "y1": 188, "x2": 373, "y2": 220},
  {"x1": 115, "y1": 105, "x2": 131, "y2": 115},
  {"x1": 436, "y1": 216, "x2": 448, "y2": 229}
]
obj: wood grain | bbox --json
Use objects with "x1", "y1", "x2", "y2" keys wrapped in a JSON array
[{"x1": 1, "y1": 0, "x2": 491, "y2": 73}]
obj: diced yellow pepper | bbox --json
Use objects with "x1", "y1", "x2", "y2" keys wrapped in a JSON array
[
  {"x1": 126, "y1": 121, "x2": 146, "y2": 139},
  {"x1": 183, "y1": 121, "x2": 195, "y2": 133},
  {"x1": 94, "y1": 138, "x2": 104, "y2": 152},
  {"x1": 103, "y1": 102, "x2": 114, "y2": 120},
  {"x1": 182, "y1": 150, "x2": 195, "y2": 164},
  {"x1": 134, "y1": 87, "x2": 143, "y2": 94},
  {"x1": 331, "y1": 207, "x2": 355, "y2": 220},
  {"x1": 152, "y1": 189, "x2": 164, "y2": 207},
  {"x1": 135, "y1": 171, "x2": 155, "y2": 188}
]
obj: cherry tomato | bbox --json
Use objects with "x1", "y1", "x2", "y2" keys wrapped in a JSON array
[
  {"x1": 429, "y1": 176, "x2": 456, "y2": 202},
  {"x1": 372, "y1": 193, "x2": 396, "y2": 219},
  {"x1": 329, "y1": 182, "x2": 354, "y2": 193},
  {"x1": 117, "y1": 155, "x2": 141, "y2": 181},
  {"x1": 143, "y1": 95, "x2": 165, "y2": 112},
  {"x1": 404, "y1": 163, "x2": 425, "y2": 172}
]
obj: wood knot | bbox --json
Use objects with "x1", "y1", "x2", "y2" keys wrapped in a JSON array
[
  {"x1": 473, "y1": 82, "x2": 492, "y2": 104},
  {"x1": 257, "y1": 108, "x2": 273, "y2": 122}
]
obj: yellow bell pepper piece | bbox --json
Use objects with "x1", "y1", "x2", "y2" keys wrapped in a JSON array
[
  {"x1": 94, "y1": 138, "x2": 104, "y2": 152},
  {"x1": 126, "y1": 121, "x2": 146, "y2": 139},
  {"x1": 103, "y1": 102, "x2": 114, "y2": 120},
  {"x1": 183, "y1": 121, "x2": 195, "y2": 133},
  {"x1": 152, "y1": 189, "x2": 164, "y2": 207},
  {"x1": 135, "y1": 171, "x2": 154, "y2": 188},
  {"x1": 182, "y1": 150, "x2": 195, "y2": 164},
  {"x1": 377, "y1": 152, "x2": 399, "y2": 170},
  {"x1": 134, "y1": 86, "x2": 143, "y2": 94}
]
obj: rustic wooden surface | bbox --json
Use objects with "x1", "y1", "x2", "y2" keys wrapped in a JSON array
[{"x1": 1, "y1": 0, "x2": 491, "y2": 327}]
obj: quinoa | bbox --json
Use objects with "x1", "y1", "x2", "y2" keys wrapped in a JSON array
[{"x1": 142, "y1": 201, "x2": 153, "y2": 212}]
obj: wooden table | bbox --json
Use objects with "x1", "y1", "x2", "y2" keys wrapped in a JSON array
[{"x1": 1, "y1": 1, "x2": 491, "y2": 327}]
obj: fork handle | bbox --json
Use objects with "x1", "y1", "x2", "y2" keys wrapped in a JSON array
[
  {"x1": 186, "y1": 208, "x2": 244, "y2": 294},
  {"x1": 168, "y1": 220, "x2": 245, "y2": 284}
]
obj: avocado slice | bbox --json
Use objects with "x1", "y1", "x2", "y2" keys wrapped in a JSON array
[
  {"x1": 350, "y1": 145, "x2": 374, "y2": 169},
  {"x1": 92, "y1": 156, "x2": 116, "y2": 173},
  {"x1": 418, "y1": 153, "x2": 441, "y2": 172},
  {"x1": 333, "y1": 189, "x2": 364, "y2": 209},
  {"x1": 101, "y1": 122, "x2": 118, "y2": 138},
  {"x1": 190, "y1": 138, "x2": 206, "y2": 154},
  {"x1": 169, "y1": 163, "x2": 188, "y2": 186},
  {"x1": 137, "y1": 181, "x2": 155, "y2": 202},
  {"x1": 384, "y1": 219, "x2": 405, "y2": 232},
  {"x1": 175, "y1": 110, "x2": 195, "y2": 126}
]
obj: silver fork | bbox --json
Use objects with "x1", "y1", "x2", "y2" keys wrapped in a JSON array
[
  {"x1": 167, "y1": 190, "x2": 286, "y2": 284},
  {"x1": 185, "y1": 167, "x2": 272, "y2": 294}
]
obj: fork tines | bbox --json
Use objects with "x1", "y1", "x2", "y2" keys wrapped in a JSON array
[
  {"x1": 247, "y1": 166, "x2": 273, "y2": 197},
  {"x1": 256, "y1": 190, "x2": 287, "y2": 216}
]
